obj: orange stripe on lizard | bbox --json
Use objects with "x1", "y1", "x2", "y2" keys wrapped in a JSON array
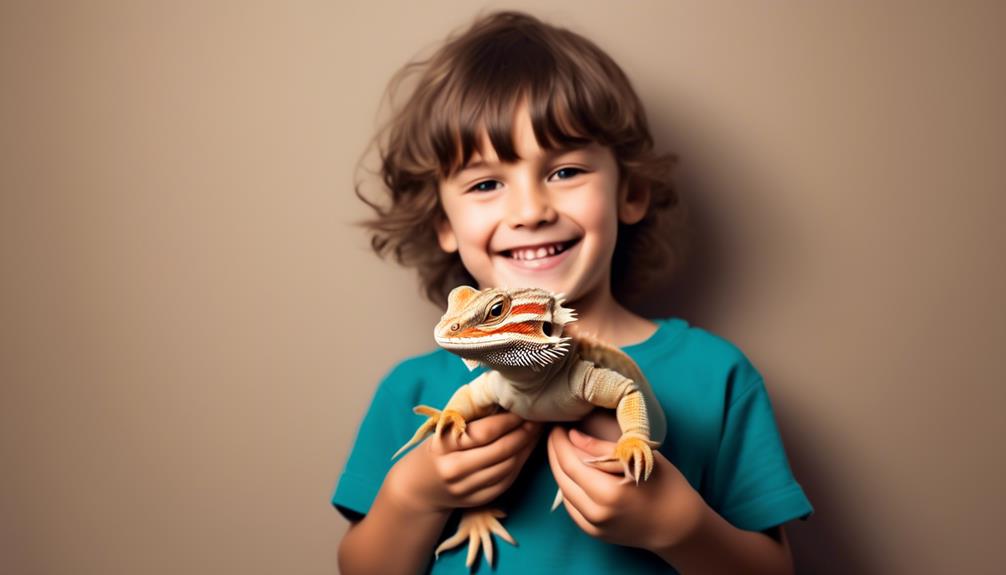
[
  {"x1": 509, "y1": 303, "x2": 547, "y2": 316},
  {"x1": 459, "y1": 322, "x2": 540, "y2": 338}
]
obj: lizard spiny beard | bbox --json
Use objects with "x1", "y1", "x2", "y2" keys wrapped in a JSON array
[{"x1": 484, "y1": 335, "x2": 571, "y2": 370}]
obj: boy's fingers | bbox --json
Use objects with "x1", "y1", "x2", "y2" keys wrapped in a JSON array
[
  {"x1": 548, "y1": 426, "x2": 621, "y2": 498},
  {"x1": 568, "y1": 428, "x2": 624, "y2": 475},
  {"x1": 449, "y1": 420, "x2": 541, "y2": 476},
  {"x1": 560, "y1": 497, "x2": 604, "y2": 539},
  {"x1": 429, "y1": 411, "x2": 514, "y2": 452},
  {"x1": 568, "y1": 427, "x2": 615, "y2": 456},
  {"x1": 451, "y1": 437, "x2": 536, "y2": 496},
  {"x1": 457, "y1": 412, "x2": 532, "y2": 449},
  {"x1": 579, "y1": 457, "x2": 624, "y2": 475},
  {"x1": 546, "y1": 428, "x2": 607, "y2": 526},
  {"x1": 452, "y1": 448, "x2": 517, "y2": 494}
]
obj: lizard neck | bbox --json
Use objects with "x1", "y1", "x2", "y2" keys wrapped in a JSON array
[{"x1": 492, "y1": 338, "x2": 579, "y2": 390}]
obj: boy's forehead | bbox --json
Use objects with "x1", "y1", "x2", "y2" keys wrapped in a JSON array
[{"x1": 451, "y1": 100, "x2": 595, "y2": 175}]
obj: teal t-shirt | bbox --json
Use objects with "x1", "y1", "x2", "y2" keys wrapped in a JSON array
[{"x1": 332, "y1": 318, "x2": 813, "y2": 573}]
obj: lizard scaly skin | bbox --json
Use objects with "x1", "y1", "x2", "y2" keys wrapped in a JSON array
[{"x1": 390, "y1": 285, "x2": 667, "y2": 569}]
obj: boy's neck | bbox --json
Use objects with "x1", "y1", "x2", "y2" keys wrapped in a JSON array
[{"x1": 567, "y1": 284, "x2": 657, "y2": 348}]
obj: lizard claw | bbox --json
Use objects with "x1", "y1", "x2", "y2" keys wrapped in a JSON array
[
  {"x1": 435, "y1": 507, "x2": 515, "y2": 568},
  {"x1": 391, "y1": 405, "x2": 469, "y2": 460},
  {"x1": 583, "y1": 433, "x2": 660, "y2": 484},
  {"x1": 432, "y1": 407, "x2": 468, "y2": 438}
]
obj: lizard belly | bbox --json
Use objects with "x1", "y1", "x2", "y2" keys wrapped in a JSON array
[{"x1": 495, "y1": 386, "x2": 594, "y2": 422}]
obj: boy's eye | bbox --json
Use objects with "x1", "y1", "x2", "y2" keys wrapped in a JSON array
[
  {"x1": 550, "y1": 167, "x2": 583, "y2": 180},
  {"x1": 469, "y1": 180, "x2": 501, "y2": 193}
]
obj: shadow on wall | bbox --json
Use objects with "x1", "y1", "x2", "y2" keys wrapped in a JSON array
[
  {"x1": 628, "y1": 165, "x2": 877, "y2": 574},
  {"x1": 623, "y1": 162, "x2": 729, "y2": 326},
  {"x1": 623, "y1": 172, "x2": 721, "y2": 326},
  {"x1": 776, "y1": 397, "x2": 877, "y2": 575}
]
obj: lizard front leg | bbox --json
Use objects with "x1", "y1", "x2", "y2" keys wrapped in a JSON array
[
  {"x1": 391, "y1": 372, "x2": 519, "y2": 568},
  {"x1": 570, "y1": 360, "x2": 660, "y2": 484},
  {"x1": 391, "y1": 371, "x2": 500, "y2": 460}
]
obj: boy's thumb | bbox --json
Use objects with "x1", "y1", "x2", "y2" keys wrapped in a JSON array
[{"x1": 569, "y1": 428, "x2": 606, "y2": 453}]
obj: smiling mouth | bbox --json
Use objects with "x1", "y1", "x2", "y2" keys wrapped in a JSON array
[{"x1": 500, "y1": 239, "x2": 580, "y2": 261}]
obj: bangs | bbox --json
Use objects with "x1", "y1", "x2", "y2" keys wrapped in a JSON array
[{"x1": 426, "y1": 27, "x2": 618, "y2": 179}]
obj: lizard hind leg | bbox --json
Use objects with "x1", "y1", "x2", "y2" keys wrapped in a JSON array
[
  {"x1": 435, "y1": 507, "x2": 516, "y2": 569},
  {"x1": 390, "y1": 405, "x2": 468, "y2": 460}
]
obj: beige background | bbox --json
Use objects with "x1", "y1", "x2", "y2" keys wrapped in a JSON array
[{"x1": 1, "y1": 1, "x2": 1003, "y2": 573}]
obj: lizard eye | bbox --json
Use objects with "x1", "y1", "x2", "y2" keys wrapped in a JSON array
[
  {"x1": 488, "y1": 301, "x2": 504, "y2": 318},
  {"x1": 541, "y1": 322, "x2": 553, "y2": 337}
]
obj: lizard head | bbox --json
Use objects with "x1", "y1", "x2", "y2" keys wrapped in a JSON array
[{"x1": 434, "y1": 285, "x2": 577, "y2": 371}]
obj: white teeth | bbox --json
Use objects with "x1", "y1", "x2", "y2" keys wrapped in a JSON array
[{"x1": 508, "y1": 241, "x2": 567, "y2": 261}]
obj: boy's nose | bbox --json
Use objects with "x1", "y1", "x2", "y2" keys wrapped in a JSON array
[{"x1": 505, "y1": 181, "x2": 558, "y2": 229}]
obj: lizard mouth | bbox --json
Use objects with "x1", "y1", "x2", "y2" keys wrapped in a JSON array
[
  {"x1": 435, "y1": 332, "x2": 566, "y2": 350},
  {"x1": 499, "y1": 239, "x2": 580, "y2": 261},
  {"x1": 435, "y1": 333, "x2": 572, "y2": 369},
  {"x1": 434, "y1": 332, "x2": 538, "y2": 351}
]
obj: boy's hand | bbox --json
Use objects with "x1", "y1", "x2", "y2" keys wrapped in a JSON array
[
  {"x1": 386, "y1": 411, "x2": 543, "y2": 515},
  {"x1": 546, "y1": 418, "x2": 707, "y2": 553}
]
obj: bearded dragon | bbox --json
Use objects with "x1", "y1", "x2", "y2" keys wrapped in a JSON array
[{"x1": 390, "y1": 285, "x2": 667, "y2": 569}]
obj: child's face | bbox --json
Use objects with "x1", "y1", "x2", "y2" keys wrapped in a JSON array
[{"x1": 436, "y1": 101, "x2": 646, "y2": 304}]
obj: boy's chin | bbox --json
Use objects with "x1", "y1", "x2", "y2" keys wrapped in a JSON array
[
  {"x1": 476, "y1": 259, "x2": 586, "y2": 297},
  {"x1": 484, "y1": 274, "x2": 580, "y2": 300}
]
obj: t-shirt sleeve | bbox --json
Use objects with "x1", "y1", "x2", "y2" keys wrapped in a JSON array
[
  {"x1": 331, "y1": 361, "x2": 422, "y2": 522},
  {"x1": 707, "y1": 358, "x2": 814, "y2": 532}
]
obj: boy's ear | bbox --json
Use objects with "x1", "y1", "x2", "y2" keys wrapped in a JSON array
[
  {"x1": 617, "y1": 174, "x2": 650, "y2": 225},
  {"x1": 435, "y1": 215, "x2": 459, "y2": 253}
]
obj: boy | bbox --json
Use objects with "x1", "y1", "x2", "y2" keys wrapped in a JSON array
[{"x1": 335, "y1": 10, "x2": 812, "y2": 574}]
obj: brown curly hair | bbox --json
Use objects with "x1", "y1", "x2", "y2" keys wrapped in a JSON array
[{"x1": 355, "y1": 9, "x2": 689, "y2": 309}]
